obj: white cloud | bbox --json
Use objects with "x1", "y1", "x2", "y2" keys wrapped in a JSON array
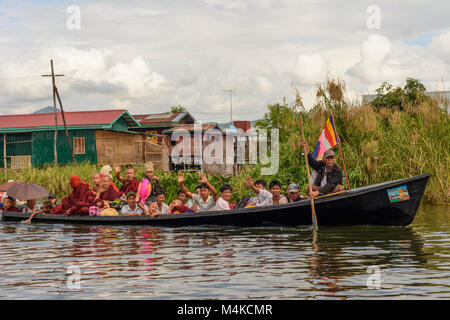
[
  {"x1": 347, "y1": 35, "x2": 397, "y2": 84},
  {"x1": 429, "y1": 31, "x2": 450, "y2": 63},
  {"x1": 347, "y1": 32, "x2": 450, "y2": 92},
  {"x1": 0, "y1": 0, "x2": 449, "y2": 121},
  {"x1": 202, "y1": 0, "x2": 248, "y2": 11},
  {"x1": 290, "y1": 54, "x2": 327, "y2": 86},
  {"x1": 107, "y1": 56, "x2": 167, "y2": 96}
]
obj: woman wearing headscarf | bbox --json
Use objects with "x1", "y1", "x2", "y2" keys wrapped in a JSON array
[
  {"x1": 136, "y1": 162, "x2": 163, "y2": 204},
  {"x1": 54, "y1": 175, "x2": 91, "y2": 216},
  {"x1": 100, "y1": 164, "x2": 120, "y2": 192}
]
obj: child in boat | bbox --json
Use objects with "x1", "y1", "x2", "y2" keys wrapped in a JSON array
[
  {"x1": 168, "y1": 199, "x2": 191, "y2": 214},
  {"x1": 154, "y1": 191, "x2": 169, "y2": 214},
  {"x1": 148, "y1": 201, "x2": 159, "y2": 218},
  {"x1": 48, "y1": 193, "x2": 58, "y2": 207},
  {"x1": 24, "y1": 201, "x2": 53, "y2": 223},
  {"x1": 186, "y1": 186, "x2": 200, "y2": 210},
  {"x1": 269, "y1": 180, "x2": 289, "y2": 205},
  {"x1": 91, "y1": 172, "x2": 103, "y2": 194},
  {"x1": 22, "y1": 199, "x2": 42, "y2": 213},
  {"x1": 177, "y1": 190, "x2": 189, "y2": 207},
  {"x1": 244, "y1": 176, "x2": 273, "y2": 207},
  {"x1": 91, "y1": 175, "x2": 121, "y2": 209},
  {"x1": 0, "y1": 196, "x2": 22, "y2": 212},
  {"x1": 214, "y1": 184, "x2": 234, "y2": 211},
  {"x1": 178, "y1": 172, "x2": 217, "y2": 212},
  {"x1": 120, "y1": 192, "x2": 150, "y2": 216}
]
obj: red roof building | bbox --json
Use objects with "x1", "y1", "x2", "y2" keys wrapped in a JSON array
[
  {"x1": 0, "y1": 109, "x2": 139, "y2": 132},
  {"x1": 0, "y1": 109, "x2": 154, "y2": 169},
  {"x1": 130, "y1": 112, "x2": 196, "y2": 145}
]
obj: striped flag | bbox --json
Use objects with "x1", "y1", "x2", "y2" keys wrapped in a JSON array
[{"x1": 311, "y1": 115, "x2": 339, "y2": 160}]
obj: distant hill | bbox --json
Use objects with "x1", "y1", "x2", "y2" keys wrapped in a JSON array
[{"x1": 33, "y1": 106, "x2": 61, "y2": 114}]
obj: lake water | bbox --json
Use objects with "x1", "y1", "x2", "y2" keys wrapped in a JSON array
[{"x1": 0, "y1": 204, "x2": 448, "y2": 299}]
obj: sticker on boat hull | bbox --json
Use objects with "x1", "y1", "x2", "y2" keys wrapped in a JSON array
[{"x1": 387, "y1": 185, "x2": 410, "y2": 203}]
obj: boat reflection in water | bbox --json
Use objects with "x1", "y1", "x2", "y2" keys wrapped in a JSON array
[
  {"x1": 1, "y1": 206, "x2": 446, "y2": 299},
  {"x1": 57, "y1": 223, "x2": 428, "y2": 298}
]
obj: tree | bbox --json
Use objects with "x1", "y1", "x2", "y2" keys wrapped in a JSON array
[
  {"x1": 403, "y1": 78, "x2": 427, "y2": 105},
  {"x1": 371, "y1": 78, "x2": 427, "y2": 110},
  {"x1": 170, "y1": 105, "x2": 187, "y2": 113}
]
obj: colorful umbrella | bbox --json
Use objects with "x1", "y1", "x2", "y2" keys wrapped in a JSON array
[
  {"x1": 0, "y1": 181, "x2": 23, "y2": 192},
  {"x1": 6, "y1": 183, "x2": 49, "y2": 200}
]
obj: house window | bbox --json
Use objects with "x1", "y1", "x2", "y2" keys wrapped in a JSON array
[
  {"x1": 104, "y1": 146, "x2": 112, "y2": 157},
  {"x1": 146, "y1": 131, "x2": 158, "y2": 144},
  {"x1": 73, "y1": 137, "x2": 85, "y2": 155}
]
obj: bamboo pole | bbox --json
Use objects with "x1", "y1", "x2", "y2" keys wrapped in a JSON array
[
  {"x1": 299, "y1": 113, "x2": 318, "y2": 231},
  {"x1": 55, "y1": 87, "x2": 76, "y2": 163},
  {"x1": 316, "y1": 190, "x2": 348, "y2": 199},
  {"x1": 330, "y1": 112, "x2": 351, "y2": 190},
  {"x1": 51, "y1": 60, "x2": 58, "y2": 165},
  {"x1": 3, "y1": 133, "x2": 6, "y2": 169},
  {"x1": 42, "y1": 59, "x2": 64, "y2": 165}
]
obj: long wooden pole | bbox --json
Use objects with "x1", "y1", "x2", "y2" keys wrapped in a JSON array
[
  {"x1": 55, "y1": 87, "x2": 76, "y2": 163},
  {"x1": 3, "y1": 133, "x2": 6, "y2": 169},
  {"x1": 42, "y1": 60, "x2": 64, "y2": 165},
  {"x1": 50, "y1": 60, "x2": 58, "y2": 165},
  {"x1": 299, "y1": 113, "x2": 318, "y2": 231},
  {"x1": 330, "y1": 112, "x2": 351, "y2": 190}
]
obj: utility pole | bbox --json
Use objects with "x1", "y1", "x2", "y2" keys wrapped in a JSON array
[
  {"x1": 224, "y1": 89, "x2": 235, "y2": 125},
  {"x1": 42, "y1": 60, "x2": 75, "y2": 165},
  {"x1": 55, "y1": 86, "x2": 76, "y2": 163}
]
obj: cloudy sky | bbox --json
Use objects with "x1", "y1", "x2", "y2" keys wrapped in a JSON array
[{"x1": 0, "y1": 0, "x2": 449, "y2": 122}]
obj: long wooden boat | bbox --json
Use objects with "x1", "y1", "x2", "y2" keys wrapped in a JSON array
[{"x1": 1, "y1": 174, "x2": 431, "y2": 227}]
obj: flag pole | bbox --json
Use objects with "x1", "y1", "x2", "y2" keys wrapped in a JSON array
[
  {"x1": 330, "y1": 112, "x2": 351, "y2": 190},
  {"x1": 299, "y1": 112, "x2": 318, "y2": 232}
]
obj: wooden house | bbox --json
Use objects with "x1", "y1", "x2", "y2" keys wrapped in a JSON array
[
  {"x1": 0, "y1": 109, "x2": 164, "y2": 169},
  {"x1": 163, "y1": 123, "x2": 235, "y2": 175},
  {"x1": 130, "y1": 112, "x2": 195, "y2": 145}
]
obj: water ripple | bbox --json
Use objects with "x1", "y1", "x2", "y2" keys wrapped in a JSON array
[{"x1": 0, "y1": 204, "x2": 448, "y2": 299}]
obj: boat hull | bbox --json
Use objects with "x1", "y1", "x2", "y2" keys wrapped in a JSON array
[{"x1": 1, "y1": 174, "x2": 431, "y2": 227}]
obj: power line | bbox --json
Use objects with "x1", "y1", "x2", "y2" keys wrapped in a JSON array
[
  {"x1": 60, "y1": 76, "x2": 165, "y2": 111},
  {"x1": 0, "y1": 76, "x2": 42, "y2": 81}
]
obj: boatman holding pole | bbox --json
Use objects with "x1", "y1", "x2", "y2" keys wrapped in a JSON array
[{"x1": 300, "y1": 141, "x2": 345, "y2": 197}]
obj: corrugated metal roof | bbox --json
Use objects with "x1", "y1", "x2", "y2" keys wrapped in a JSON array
[
  {"x1": 139, "y1": 112, "x2": 184, "y2": 124},
  {"x1": 131, "y1": 112, "x2": 196, "y2": 128},
  {"x1": 0, "y1": 109, "x2": 140, "y2": 132},
  {"x1": 163, "y1": 123, "x2": 221, "y2": 133}
]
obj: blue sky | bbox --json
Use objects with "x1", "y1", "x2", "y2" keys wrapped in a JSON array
[
  {"x1": 0, "y1": 0, "x2": 449, "y2": 121},
  {"x1": 404, "y1": 33, "x2": 440, "y2": 46}
]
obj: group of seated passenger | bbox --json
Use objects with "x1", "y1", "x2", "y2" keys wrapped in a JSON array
[{"x1": 6, "y1": 144, "x2": 345, "y2": 222}]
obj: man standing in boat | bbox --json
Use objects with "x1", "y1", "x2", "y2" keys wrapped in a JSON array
[{"x1": 300, "y1": 141, "x2": 345, "y2": 197}]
